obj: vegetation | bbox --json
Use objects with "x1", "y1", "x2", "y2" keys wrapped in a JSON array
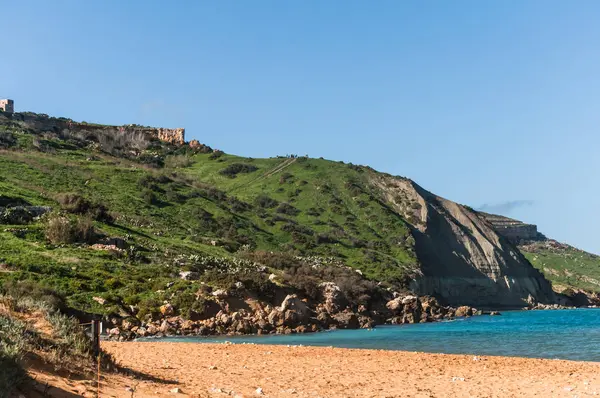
[
  {"x1": 522, "y1": 242, "x2": 600, "y2": 293},
  {"x1": 0, "y1": 281, "x2": 101, "y2": 396},
  {"x1": 0, "y1": 119, "x2": 418, "y2": 322}
]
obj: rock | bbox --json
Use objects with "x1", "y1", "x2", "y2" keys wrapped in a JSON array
[
  {"x1": 92, "y1": 296, "x2": 106, "y2": 305},
  {"x1": 212, "y1": 289, "x2": 229, "y2": 298},
  {"x1": 401, "y1": 295, "x2": 418, "y2": 305},
  {"x1": 386, "y1": 297, "x2": 403, "y2": 313},
  {"x1": 255, "y1": 387, "x2": 264, "y2": 395},
  {"x1": 179, "y1": 271, "x2": 200, "y2": 280},
  {"x1": 189, "y1": 139, "x2": 202, "y2": 149},
  {"x1": 170, "y1": 387, "x2": 183, "y2": 393},
  {"x1": 268, "y1": 273, "x2": 277, "y2": 282},
  {"x1": 358, "y1": 316, "x2": 375, "y2": 329},
  {"x1": 319, "y1": 282, "x2": 348, "y2": 313},
  {"x1": 160, "y1": 303, "x2": 174, "y2": 316},
  {"x1": 234, "y1": 281, "x2": 244, "y2": 289},
  {"x1": 279, "y1": 295, "x2": 311, "y2": 326},
  {"x1": 333, "y1": 312, "x2": 359, "y2": 329},
  {"x1": 455, "y1": 306, "x2": 473, "y2": 317},
  {"x1": 490, "y1": 311, "x2": 501, "y2": 316}
]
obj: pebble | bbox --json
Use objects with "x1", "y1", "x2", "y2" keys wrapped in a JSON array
[{"x1": 256, "y1": 387, "x2": 264, "y2": 395}]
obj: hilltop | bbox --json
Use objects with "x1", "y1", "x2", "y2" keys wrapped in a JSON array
[{"x1": 0, "y1": 110, "x2": 597, "y2": 342}]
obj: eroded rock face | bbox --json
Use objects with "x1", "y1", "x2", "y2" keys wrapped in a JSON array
[
  {"x1": 319, "y1": 282, "x2": 348, "y2": 314},
  {"x1": 0, "y1": 112, "x2": 185, "y2": 146},
  {"x1": 373, "y1": 175, "x2": 556, "y2": 308}
]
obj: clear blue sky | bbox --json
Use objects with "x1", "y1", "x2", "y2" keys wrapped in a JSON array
[{"x1": 2, "y1": 1, "x2": 599, "y2": 253}]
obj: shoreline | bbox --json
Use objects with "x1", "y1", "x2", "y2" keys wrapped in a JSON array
[{"x1": 96, "y1": 341, "x2": 600, "y2": 397}]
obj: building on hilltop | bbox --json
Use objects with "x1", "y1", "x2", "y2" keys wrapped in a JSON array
[{"x1": 0, "y1": 99, "x2": 14, "y2": 113}]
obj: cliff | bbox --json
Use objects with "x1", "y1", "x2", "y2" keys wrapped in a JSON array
[
  {"x1": 477, "y1": 212, "x2": 542, "y2": 243},
  {"x1": 0, "y1": 111, "x2": 185, "y2": 145},
  {"x1": 372, "y1": 175, "x2": 556, "y2": 308}
]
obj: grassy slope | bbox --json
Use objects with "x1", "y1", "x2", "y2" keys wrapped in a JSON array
[
  {"x1": 0, "y1": 125, "x2": 418, "y2": 315},
  {"x1": 521, "y1": 244, "x2": 600, "y2": 293}
]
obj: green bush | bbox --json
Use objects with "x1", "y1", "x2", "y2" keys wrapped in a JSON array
[
  {"x1": 276, "y1": 203, "x2": 300, "y2": 216},
  {"x1": 255, "y1": 194, "x2": 278, "y2": 209},
  {"x1": 140, "y1": 189, "x2": 158, "y2": 205},
  {"x1": 219, "y1": 163, "x2": 258, "y2": 178},
  {"x1": 1, "y1": 280, "x2": 66, "y2": 311}
]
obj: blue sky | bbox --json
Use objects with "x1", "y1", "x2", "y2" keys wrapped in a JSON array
[{"x1": 2, "y1": 1, "x2": 599, "y2": 253}]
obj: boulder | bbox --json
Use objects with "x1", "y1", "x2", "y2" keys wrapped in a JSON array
[
  {"x1": 386, "y1": 297, "x2": 403, "y2": 313},
  {"x1": 267, "y1": 309, "x2": 284, "y2": 327},
  {"x1": 160, "y1": 303, "x2": 174, "y2": 316},
  {"x1": 279, "y1": 295, "x2": 311, "y2": 322},
  {"x1": 212, "y1": 289, "x2": 229, "y2": 299},
  {"x1": 333, "y1": 312, "x2": 359, "y2": 329},
  {"x1": 455, "y1": 306, "x2": 473, "y2": 317},
  {"x1": 179, "y1": 271, "x2": 200, "y2": 281},
  {"x1": 319, "y1": 282, "x2": 348, "y2": 313}
]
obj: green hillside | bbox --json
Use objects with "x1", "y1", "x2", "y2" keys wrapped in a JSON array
[
  {"x1": 521, "y1": 241, "x2": 600, "y2": 293},
  {"x1": 0, "y1": 122, "x2": 419, "y2": 316}
]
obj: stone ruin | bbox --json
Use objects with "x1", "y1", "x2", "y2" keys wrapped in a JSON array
[{"x1": 0, "y1": 99, "x2": 14, "y2": 113}]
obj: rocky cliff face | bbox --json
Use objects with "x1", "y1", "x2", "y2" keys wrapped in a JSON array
[
  {"x1": 0, "y1": 112, "x2": 185, "y2": 145},
  {"x1": 372, "y1": 175, "x2": 555, "y2": 308},
  {"x1": 477, "y1": 213, "x2": 542, "y2": 243}
]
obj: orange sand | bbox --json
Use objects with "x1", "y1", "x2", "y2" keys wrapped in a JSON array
[{"x1": 28, "y1": 342, "x2": 600, "y2": 397}]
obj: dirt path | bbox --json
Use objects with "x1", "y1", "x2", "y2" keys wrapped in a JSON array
[{"x1": 35, "y1": 342, "x2": 597, "y2": 397}]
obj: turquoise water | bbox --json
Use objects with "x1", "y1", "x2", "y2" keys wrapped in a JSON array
[{"x1": 158, "y1": 309, "x2": 600, "y2": 362}]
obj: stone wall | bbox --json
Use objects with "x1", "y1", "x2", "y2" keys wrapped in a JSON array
[
  {"x1": 0, "y1": 112, "x2": 185, "y2": 145},
  {"x1": 0, "y1": 99, "x2": 14, "y2": 113},
  {"x1": 478, "y1": 212, "x2": 540, "y2": 243}
]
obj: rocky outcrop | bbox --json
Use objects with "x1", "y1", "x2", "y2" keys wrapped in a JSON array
[
  {"x1": 106, "y1": 291, "x2": 478, "y2": 340},
  {"x1": 0, "y1": 206, "x2": 51, "y2": 224},
  {"x1": 477, "y1": 212, "x2": 542, "y2": 243},
  {"x1": 0, "y1": 111, "x2": 185, "y2": 145},
  {"x1": 373, "y1": 175, "x2": 556, "y2": 308}
]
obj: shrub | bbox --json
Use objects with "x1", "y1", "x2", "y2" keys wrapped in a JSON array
[
  {"x1": 209, "y1": 150, "x2": 224, "y2": 160},
  {"x1": 172, "y1": 292, "x2": 206, "y2": 319},
  {"x1": 1, "y1": 280, "x2": 66, "y2": 311},
  {"x1": 140, "y1": 189, "x2": 157, "y2": 205},
  {"x1": 228, "y1": 197, "x2": 251, "y2": 212},
  {"x1": 255, "y1": 195, "x2": 278, "y2": 209},
  {"x1": 0, "y1": 131, "x2": 16, "y2": 148},
  {"x1": 279, "y1": 172, "x2": 294, "y2": 184},
  {"x1": 276, "y1": 203, "x2": 300, "y2": 216},
  {"x1": 45, "y1": 215, "x2": 96, "y2": 244},
  {"x1": 165, "y1": 155, "x2": 193, "y2": 168},
  {"x1": 56, "y1": 193, "x2": 112, "y2": 223},
  {"x1": 219, "y1": 163, "x2": 258, "y2": 178}
]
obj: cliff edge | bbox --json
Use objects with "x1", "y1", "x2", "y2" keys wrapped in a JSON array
[{"x1": 372, "y1": 175, "x2": 555, "y2": 308}]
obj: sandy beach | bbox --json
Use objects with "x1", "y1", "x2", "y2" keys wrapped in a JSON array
[{"x1": 35, "y1": 342, "x2": 595, "y2": 397}]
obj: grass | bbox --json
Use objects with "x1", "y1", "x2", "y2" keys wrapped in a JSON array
[
  {"x1": 0, "y1": 122, "x2": 418, "y2": 319},
  {"x1": 522, "y1": 244, "x2": 600, "y2": 293}
]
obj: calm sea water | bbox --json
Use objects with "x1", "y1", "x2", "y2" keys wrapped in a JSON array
[{"x1": 158, "y1": 309, "x2": 600, "y2": 362}]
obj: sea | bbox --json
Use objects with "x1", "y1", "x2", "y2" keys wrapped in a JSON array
[{"x1": 154, "y1": 309, "x2": 600, "y2": 362}]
